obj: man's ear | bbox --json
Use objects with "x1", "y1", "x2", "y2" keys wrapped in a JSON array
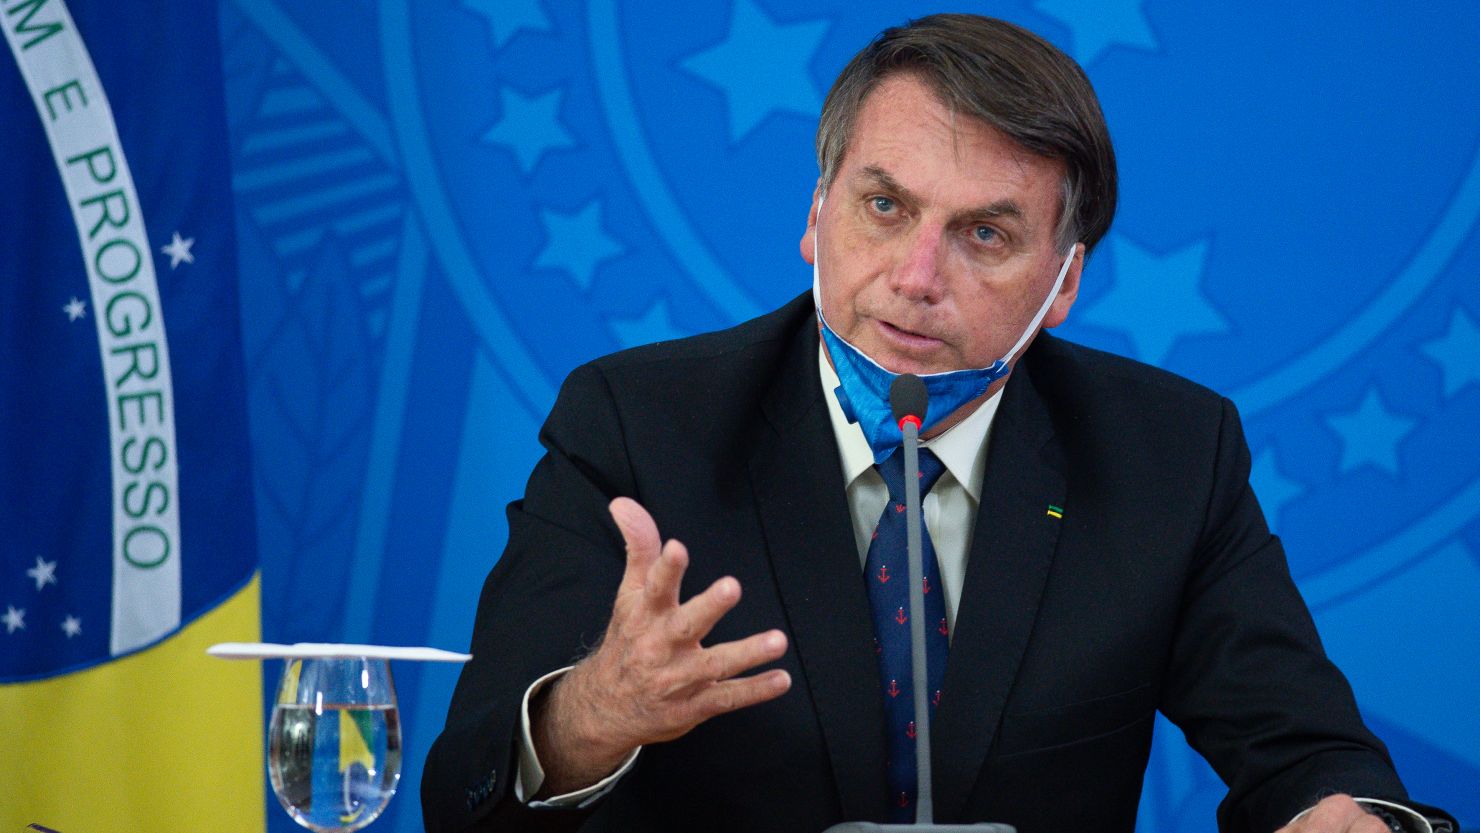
[
  {"x1": 799, "y1": 181, "x2": 822, "y2": 265},
  {"x1": 1042, "y1": 242, "x2": 1084, "y2": 329}
]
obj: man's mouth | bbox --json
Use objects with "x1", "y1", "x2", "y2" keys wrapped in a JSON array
[{"x1": 877, "y1": 319, "x2": 943, "y2": 349}]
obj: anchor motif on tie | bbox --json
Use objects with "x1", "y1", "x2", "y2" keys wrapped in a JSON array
[
  {"x1": 894, "y1": 502, "x2": 905, "y2": 513},
  {"x1": 905, "y1": 721, "x2": 917, "y2": 739},
  {"x1": 921, "y1": 575, "x2": 931, "y2": 594},
  {"x1": 898, "y1": 792, "x2": 911, "y2": 808},
  {"x1": 877, "y1": 564, "x2": 890, "y2": 583},
  {"x1": 895, "y1": 607, "x2": 907, "y2": 625},
  {"x1": 932, "y1": 689, "x2": 942, "y2": 707},
  {"x1": 886, "y1": 679, "x2": 901, "y2": 698},
  {"x1": 873, "y1": 637, "x2": 882, "y2": 654},
  {"x1": 938, "y1": 618, "x2": 949, "y2": 637}
]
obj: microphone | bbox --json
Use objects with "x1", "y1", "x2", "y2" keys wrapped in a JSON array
[
  {"x1": 890, "y1": 374, "x2": 929, "y2": 433},
  {"x1": 821, "y1": 375, "x2": 1015, "y2": 833},
  {"x1": 894, "y1": 374, "x2": 938, "y2": 825}
]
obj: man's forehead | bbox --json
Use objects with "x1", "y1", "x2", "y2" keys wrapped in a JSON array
[
  {"x1": 841, "y1": 75, "x2": 1060, "y2": 187},
  {"x1": 865, "y1": 77, "x2": 1032, "y2": 146}
]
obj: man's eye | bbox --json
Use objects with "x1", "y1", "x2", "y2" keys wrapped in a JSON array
[
  {"x1": 871, "y1": 196, "x2": 896, "y2": 214},
  {"x1": 973, "y1": 225, "x2": 999, "y2": 244}
]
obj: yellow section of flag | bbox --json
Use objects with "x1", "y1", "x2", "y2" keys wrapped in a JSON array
[
  {"x1": 0, "y1": 576, "x2": 264, "y2": 833},
  {"x1": 339, "y1": 708, "x2": 376, "y2": 774}
]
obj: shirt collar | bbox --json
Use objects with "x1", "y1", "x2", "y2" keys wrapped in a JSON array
[{"x1": 818, "y1": 341, "x2": 1001, "y2": 501}]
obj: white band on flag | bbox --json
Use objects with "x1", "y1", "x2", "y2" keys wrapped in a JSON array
[{"x1": 4, "y1": 0, "x2": 182, "y2": 654}]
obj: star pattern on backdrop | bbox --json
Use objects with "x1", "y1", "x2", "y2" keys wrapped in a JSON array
[
  {"x1": 63, "y1": 296, "x2": 86, "y2": 321},
  {"x1": 25, "y1": 556, "x2": 57, "y2": 591},
  {"x1": 160, "y1": 231, "x2": 195, "y2": 269},
  {"x1": 1325, "y1": 387, "x2": 1415, "y2": 475},
  {"x1": 1249, "y1": 448, "x2": 1305, "y2": 528},
  {"x1": 1034, "y1": 0, "x2": 1159, "y2": 66},
  {"x1": 462, "y1": 0, "x2": 550, "y2": 51},
  {"x1": 536, "y1": 200, "x2": 625, "y2": 290},
  {"x1": 3, "y1": 605, "x2": 24, "y2": 634},
  {"x1": 609, "y1": 298, "x2": 688, "y2": 347},
  {"x1": 680, "y1": 0, "x2": 829, "y2": 142},
  {"x1": 61, "y1": 615, "x2": 82, "y2": 638},
  {"x1": 180, "y1": 6, "x2": 1480, "y2": 825},
  {"x1": 1081, "y1": 234, "x2": 1228, "y2": 365},
  {"x1": 481, "y1": 86, "x2": 575, "y2": 173},
  {"x1": 1421, "y1": 307, "x2": 1480, "y2": 399}
]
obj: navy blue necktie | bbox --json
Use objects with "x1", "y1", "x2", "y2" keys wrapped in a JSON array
[{"x1": 865, "y1": 446, "x2": 949, "y2": 821}]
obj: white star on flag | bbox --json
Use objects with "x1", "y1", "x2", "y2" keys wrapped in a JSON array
[
  {"x1": 63, "y1": 296, "x2": 87, "y2": 321},
  {"x1": 161, "y1": 231, "x2": 196, "y2": 269},
  {"x1": 61, "y1": 615, "x2": 82, "y2": 638},
  {"x1": 26, "y1": 556, "x2": 57, "y2": 591},
  {"x1": 3, "y1": 605, "x2": 24, "y2": 634}
]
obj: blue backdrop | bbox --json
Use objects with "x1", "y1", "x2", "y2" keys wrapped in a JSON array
[{"x1": 212, "y1": 1, "x2": 1480, "y2": 830}]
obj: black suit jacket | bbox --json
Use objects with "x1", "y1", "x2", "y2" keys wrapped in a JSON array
[{"x1": 423, "y1": 293, "x2": 1426, "y2": 833}]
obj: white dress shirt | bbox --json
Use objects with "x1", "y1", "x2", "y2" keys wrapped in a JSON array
[{"x1": 819, "y1": 344, "x2": 1003, "y2": 634}]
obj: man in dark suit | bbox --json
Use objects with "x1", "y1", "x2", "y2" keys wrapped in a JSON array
[{"x1": 422, "y1": 14, "x2": 1454, "y2": 833}]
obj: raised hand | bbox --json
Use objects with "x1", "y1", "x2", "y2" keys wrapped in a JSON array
[{"x1": 530, "y1": 497, "x2": 792, "y2": 795}]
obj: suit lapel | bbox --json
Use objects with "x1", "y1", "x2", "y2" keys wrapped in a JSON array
[
  {"x1": 933, "y1": 357, "x2": 1066, "y2": 822},
  {"x1": 748, "y1": 319, "x2": 889, "y2": 823}
]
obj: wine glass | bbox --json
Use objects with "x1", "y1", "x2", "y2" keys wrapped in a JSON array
[{"x1": 268, "y1": 657, "x2": 402, "y2": 832}]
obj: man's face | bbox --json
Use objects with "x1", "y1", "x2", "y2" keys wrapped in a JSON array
[{"x1": 801, "y1": 74, "x2": 1083, "y2": 377}]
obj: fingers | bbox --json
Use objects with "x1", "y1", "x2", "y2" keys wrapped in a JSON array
[
  {"x1": 668, "y1": 576, "x2": 741, "y2": 641},
  {"x1": 694, "y1": 629, "x2": 788, "y2": 683},
  {"x1": 690, "y1": 669, "x2": 792, "y2": 720},
  {"x1": 594, "y1": 498, "x2": 793, "y2": 749},
  {"x1": 610, "y1": 497, "x2": 662, "y2": 594},
  {"x1": 610, "y1": 499, "x2": 692, "y2": 614},
  {"x1": 644, "y1": 537, "x2": 689, "y2": 611}
]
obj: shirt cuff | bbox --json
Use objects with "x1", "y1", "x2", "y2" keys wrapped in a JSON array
[
  {"x1": 513, "y1": 666, "x2": 642, "y2": 808},
  {"x1": 1288, "y1": 797, "x2": 1433, "y2": 832}
]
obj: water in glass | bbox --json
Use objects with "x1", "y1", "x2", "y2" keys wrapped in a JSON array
[{"x1": 268, "y1": 658, "x2": 401, "y2": 832}]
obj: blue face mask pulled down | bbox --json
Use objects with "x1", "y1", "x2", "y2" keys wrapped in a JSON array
[{"x1": 813, "y1": 200, "x2": 1077, "y2": 463}]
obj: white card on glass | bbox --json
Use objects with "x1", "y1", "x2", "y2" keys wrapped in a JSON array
[{"x1": 208, "y1": 642, "x2": 471, "y2": 663}]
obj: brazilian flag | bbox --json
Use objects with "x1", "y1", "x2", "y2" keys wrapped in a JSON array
[{"x1": 1, "y1": 1, "x2": 262, "y2": 829}]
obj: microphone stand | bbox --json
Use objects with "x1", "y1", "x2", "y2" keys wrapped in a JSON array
[{"x1": 822, "y1": 375, "x2": 1014, "y2": 833}]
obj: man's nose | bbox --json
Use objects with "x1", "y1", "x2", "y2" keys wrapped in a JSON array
[{"x1": 891, "y1": 224, "x2": 947, "y2": 302}]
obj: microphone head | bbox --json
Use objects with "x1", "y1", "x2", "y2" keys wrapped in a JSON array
[{"x1": 889, "y1": 374, "x2": 929, "y2": 426}]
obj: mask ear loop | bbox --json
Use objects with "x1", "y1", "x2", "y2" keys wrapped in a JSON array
[
  {"x1": 810, "y1": 191, "x2": 827, "y2": 319},
  {"x1": 998, "y1": 244, "x2": 1077, "y2": 369}
]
